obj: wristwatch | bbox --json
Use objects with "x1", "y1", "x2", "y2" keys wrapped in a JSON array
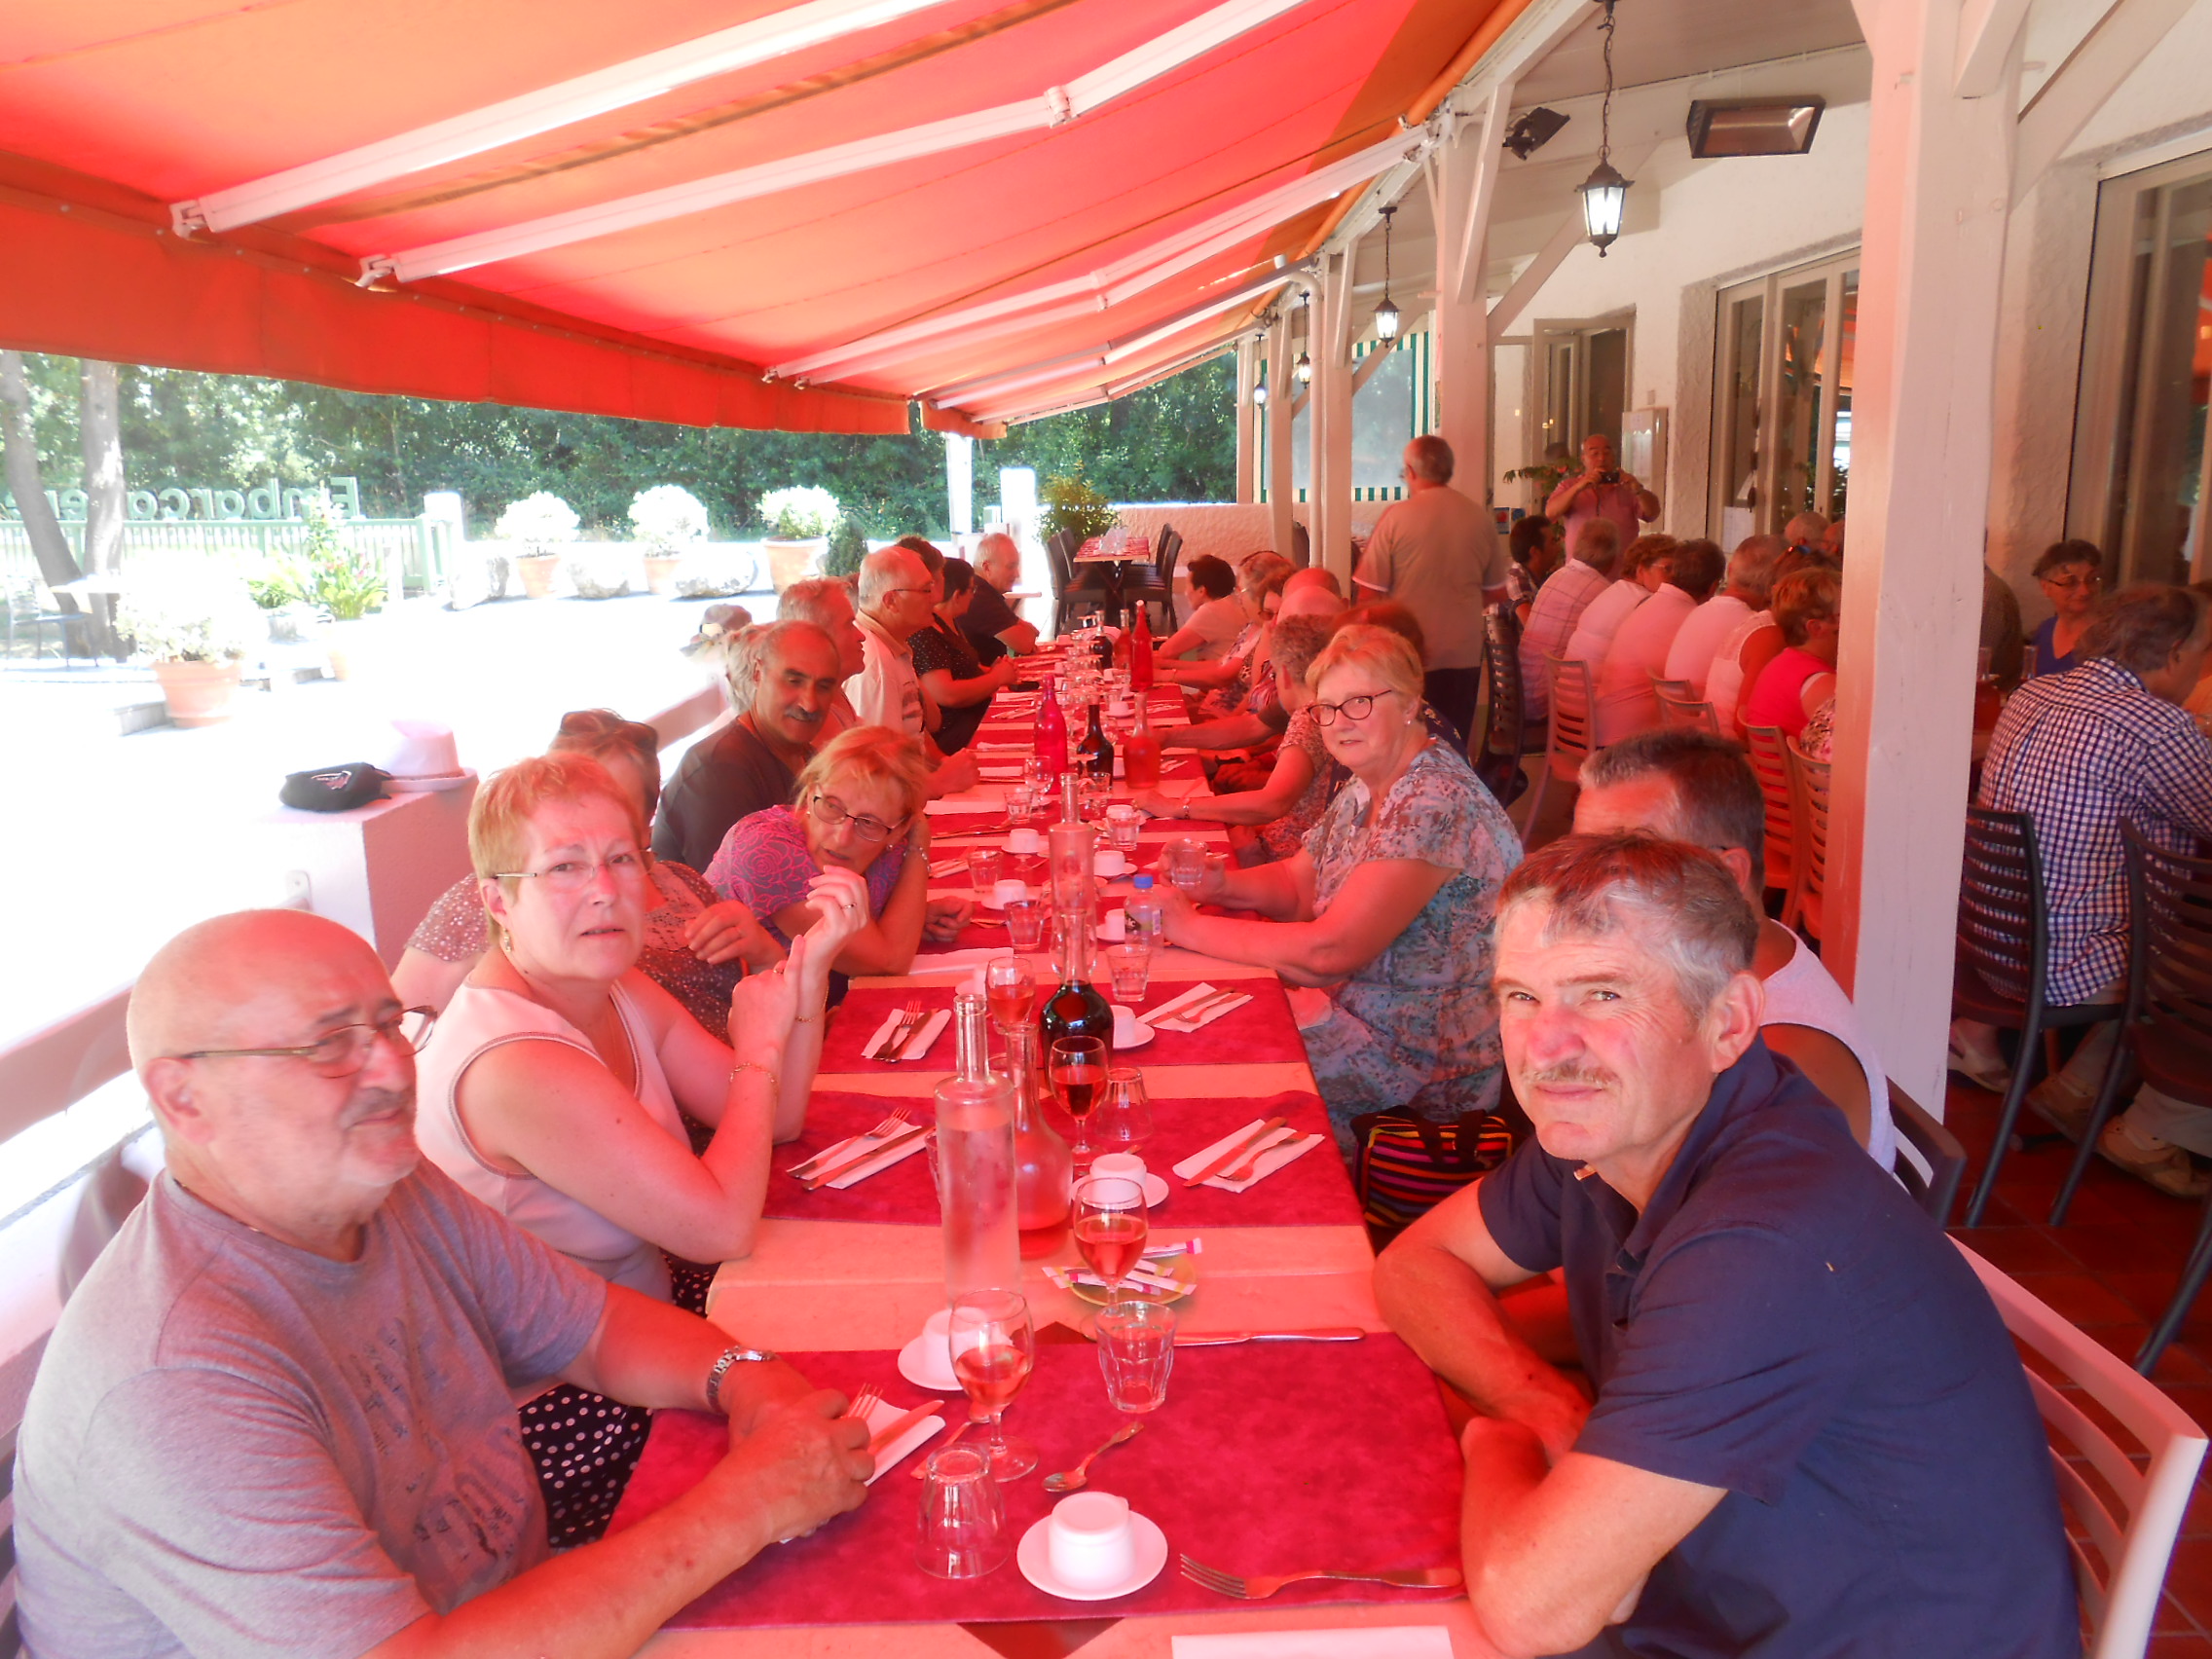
[{"x1": 705, "y1": 1344, "x2": 778, "y2": 1414}]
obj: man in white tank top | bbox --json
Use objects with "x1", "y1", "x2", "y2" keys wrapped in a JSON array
[{"x1": 1572, "y1": 731, "x2": 1894, "y2": 1169}]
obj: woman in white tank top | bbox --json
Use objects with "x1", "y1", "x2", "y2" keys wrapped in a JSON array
[{"x1": 411, "y1": 753, "x2": 866, "y2": 1544}]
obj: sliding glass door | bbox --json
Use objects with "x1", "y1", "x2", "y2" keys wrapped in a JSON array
[{"x1": 1711, "y1": 252, "x2": 1860, "y2": 542}]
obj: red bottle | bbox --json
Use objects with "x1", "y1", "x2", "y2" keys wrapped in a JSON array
[
  {"x1": 1036, "y1": 675, "x2": 1068, "y2": 784},
  {"x1": 1122, "y1": 698, "x2": 1161, "y2": 790},
  {"x1": 1129, "y1": 604, "x2": 1154, "y2": 692}
]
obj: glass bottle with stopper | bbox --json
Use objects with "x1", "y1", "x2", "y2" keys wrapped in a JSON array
[{"x1": 1041, "y1": 901, "x2": 1113, "y2": 1049}]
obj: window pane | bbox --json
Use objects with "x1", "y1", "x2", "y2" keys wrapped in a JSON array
[
  {"x1": 1773, "y1": 279, "x2": 1828, "y2": 523},
  {"x1": 1351, "y1": 345, "x2": 1415, "y2": 494},
  {"x1": 1586, "y1": 328, "x2": 1628, "y2": 453},
  {"x1": 1829, "y1": 275, "x2": 1858, "y2": 523},
  {"x1": 2111, "y1": 178, "x2": 2212, "y2": 584},
  {"x1": 1719, "y1": 295, "x2": 1764, "y2": 535}
]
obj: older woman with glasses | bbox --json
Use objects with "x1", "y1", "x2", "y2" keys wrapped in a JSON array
[
  {"x1": 706, "y1": 724, "x2": 969, "y2": 977},
  {"x1": 1156, "y1": 626, "x2": 1521, "y2": 1152},
  {"x1": 412, "y1": 750, "x2": 868, "y2": 1546},
  {"x1": 2030, "y1": 539, "x2": 2104, "y2": 678}
]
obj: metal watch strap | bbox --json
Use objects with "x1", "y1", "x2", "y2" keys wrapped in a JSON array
[{"x1": 704, "y1": 1344, "x2": 776, "y2": 1414}]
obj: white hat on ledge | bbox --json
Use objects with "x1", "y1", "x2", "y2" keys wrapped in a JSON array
[{"x1": 380, "y1": 719, "x2": 475, "y2": 793}]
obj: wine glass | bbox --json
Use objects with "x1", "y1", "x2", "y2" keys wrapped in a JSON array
[
  {"x1": 1050, "y1": 1035, "x2": 1110, "y2": 1165},
  {"x1": 1088, "y1": 1067, "x2": 1153, "y2": 1163},
  {"x1": 947, "y1": 1289, "x2": 1037, "y2": 1480},
  {"x1": 1072, "y1": 1174, "x2": 1149, "y2": 1307},
  {"x1": 985, "y1": 956, "x2": 1037, "y2": 1032}
]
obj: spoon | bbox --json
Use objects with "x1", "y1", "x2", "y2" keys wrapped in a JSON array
[{"x1": 1043, "y1": 1420, "x2": 1143, "y2": 1493}]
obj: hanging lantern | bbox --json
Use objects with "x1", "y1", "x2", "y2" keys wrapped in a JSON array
[
  {"x1": 1294, "y1": 350, "x2": 1312, "y2": 385},
  {"x1": 1580, "y1": 0, "x2": 1632, "y2": 257},
  {"x1": 1373, "y1": 203, "x2": 1400, "y2": 343},
  {"x1": 1251, "y1": 374, "x2": 1270, "y2": 407}
]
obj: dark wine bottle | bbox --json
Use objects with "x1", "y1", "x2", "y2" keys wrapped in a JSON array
[
  {"x1": 1076, "y1": 701, "x2": 1116, "y2": 778},
  {"x1": 1040, "y1": 904, "x2": 1114, "y2": 1045}
]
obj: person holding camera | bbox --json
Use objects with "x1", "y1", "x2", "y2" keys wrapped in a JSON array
[{"x1": 1547, "y1": 432, "x2": 1661, "y2": 550}]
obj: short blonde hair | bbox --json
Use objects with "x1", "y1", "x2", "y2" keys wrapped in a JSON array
[
  {"x1": 1771, "y1": 567, "x2": 1842, "y2": 647},
  {"x1": 469, "y1": 753, "x2": 646, "y2": 944},
  {"x1": 793, "y1": 724, "x2": 931, "y2": 827},
  {"x1": 548, "y1": 709, "x2": 661, "y2": 812},
  {"x1": 1237, "y1": 550, "x2": 1295, "y2": 602},
  {"x1": 1306, "y1": 623, "x2": 1424, "y2": 703}
]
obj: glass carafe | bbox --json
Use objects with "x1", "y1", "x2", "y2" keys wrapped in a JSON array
[
  {"x1": 1003, "y1": 1023, "x2": 1073, "y2": 1259},
  {"x1": 936, "y1": 993, "x2": 1020, "y2": 1300}
]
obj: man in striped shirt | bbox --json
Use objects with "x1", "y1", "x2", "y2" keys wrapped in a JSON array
[
  {"x1": 1520, "y1": 518, "x2": 1622, "y2": 725},
  {"x1": 1955, "y1": 584, "x2": 2212, "y2": 1196}
]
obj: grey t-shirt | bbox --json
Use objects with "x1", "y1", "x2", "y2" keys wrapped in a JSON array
[
  {"x1": 15, "y1": 1164, "x2": 608, "y2": 1659},
  {"x1": 1352, "y1": 485, "x2": 1510, "y2": 671}
]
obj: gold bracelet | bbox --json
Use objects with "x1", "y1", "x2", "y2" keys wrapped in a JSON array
[{"x1": 731, "y1": 1060, "x2": 781, "y2": 1090}]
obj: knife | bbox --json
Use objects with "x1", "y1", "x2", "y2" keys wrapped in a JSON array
[
  {"x1": 866, "y1": 1400, "x2": 944, "y2": 1456},
  {"x1": 1180, "y1": 1116, "x2": 1288, "y2": 1188},
  {"x1": 1172, "y1": 1327, "x2": 1367, "y2": 1346},
  {"x1": 800, "y1": 1124, "x2": 930, "y2": 1190}
]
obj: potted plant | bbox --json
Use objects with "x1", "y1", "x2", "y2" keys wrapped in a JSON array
[
  {"x1": 116, "y1": 557, "x2": 262, "y2": 726},
  {"x1": 291, "y1": 496, "x2": 389, "y2": 679},
  {"x1": 630, "y1": 484, "x2": 710, "y2": 595},
  {"x1": 757, "y1": 485, "x2": 839, "y2": 594},
  {"x1": 1040, "y1": 472, "x2": 1121, "y2": 550},
  {"x1": 495, "y1": 491, "x2": 580, "y2": 598},
  {"x1": 823, "y1": 515, "x2": 868, "y2": 580},
  {"x1": 567, "y1": 537, "x2": 634, "y2": 601}
]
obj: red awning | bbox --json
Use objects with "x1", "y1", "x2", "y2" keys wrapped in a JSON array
[{"x1": 0, "y1": 0, "x2": 1523, "y2": 431}]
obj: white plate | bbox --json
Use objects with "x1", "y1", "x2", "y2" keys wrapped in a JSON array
[
  {"x1": 1111, "y1": 1008, "x2": 1154, "y2": 1051},
  {"x1": 1016, "y1": 1512, "x2": 1168, "y2": 1602},
  {"x1": 898, "y1": 1334, "x2": 960, "y2": 1392},
  {"x1": 1142, "y1": 1171, "x2": 1169, "y2": 1206}
]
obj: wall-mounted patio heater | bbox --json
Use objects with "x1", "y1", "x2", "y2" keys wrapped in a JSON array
[{"x1": 1685, "y1": 97, "x2": 1826, "y2": 158}]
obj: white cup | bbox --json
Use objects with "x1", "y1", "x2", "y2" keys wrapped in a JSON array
[
  {"x1": 1096, "y1": 907, "x2": 1127, "y2": 941},
  {"x1": 1047, "y1": 1492, "x2": 1137, "y2": 1589},
  {"x1": 1093, "y1": 848, "x2": 1129, "y2": 877},
  {"x1": 1090, "y1": 1153, "x2": 1146, "y2": 1182},
  {"x1": 1007, "y1": 828, "x2": 1044, "y2": 855},
  {"x1": 992, "y1": 877, "x2": 1030, "y2": 908}
]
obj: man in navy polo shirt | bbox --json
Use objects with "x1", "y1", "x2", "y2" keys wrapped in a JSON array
[{"x1": 1376, "y1": 832, "x2": 2078, "y2": 1658}]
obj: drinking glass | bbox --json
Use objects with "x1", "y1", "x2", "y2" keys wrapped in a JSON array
[
  {"x1": 947, "y1": 1289, "x2": 1037, "y2": 1480},
  {"x1": 1105, "y1": 804, "x2": 1142, "y2": 852},
  {"x1": 1007, "y1": 784, "x2": 1038, "y2": 828},
  {"x1": 1051, "y1": 1035, "x2": 1110, "y2": 1164},
  {"x1": 916, "y1": 1444, "x2": 1011, "y2": 1578},
  {"x1": 985, "y1": 955, "x2": 1037, "y2": 1031},
  {"x1": 968, "y1": 846, "x2": 1005, "y2": 897},
  {"x1": 1106, "y1": 943, "x2": 1151, "y2": 1002},
  {"x1": 1095, "y1": 1300, "x2": 1177, "y2": 1414},
  {"x1": 1088, "y1": 1067, "x2": 1152, "y2": 1163},
  {"x1": 1165, "y1": 837, "x2": 1208, "y2": 894},
  {"x1": 1079, "y1": 774, "x2": 1112, "y2": 823},
  {"x1": 1072, "y1": 1173, "x2": 1149, "y2": 1306},
  {"x1": 1005, "y1": 898, "x2": 1046, "y2": 950},
  {"x1": 1023, "y1": 756, "x2": 1050, "y2": 793}
]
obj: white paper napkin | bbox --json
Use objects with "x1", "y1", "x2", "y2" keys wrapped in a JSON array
[
  {"x1": 862, "y1": 1396, "x2": 946, "y2": 1484},
  {"x1": 924, "y1": 791, "x2": 1003, "y2": 816},
  {"x1": 902, "y1": 946, "x2": 1016, "y2": 974},
  {"x1": 862, "y1": 1007, "x2": 951, "y2": 1061},
  {"x1": 1172, "y1": 1628, "x2": 1455, "y2": 1659},
  {"x1": 1146, "y1": 981, "x2": 1252, "y2": 1032},
  {"x1": 1145, "y1": 982, "x2": 1221, "y2": 1022},
  {"x1": 823, "y1": 1127, "x2": 933, "y2": 1189},
  {"x1": 1172, "y1": 1121, "x2": 1322, "y2": 1192}
]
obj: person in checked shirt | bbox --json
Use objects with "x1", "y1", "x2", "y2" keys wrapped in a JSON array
[{"x1": 1953, "y1": 583, "x2": 2212, "y2": 1197}]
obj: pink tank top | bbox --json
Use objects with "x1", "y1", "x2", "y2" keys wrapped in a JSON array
[{"x1": 1742, "y1": 645, "x2": 1829, "y2": 738}]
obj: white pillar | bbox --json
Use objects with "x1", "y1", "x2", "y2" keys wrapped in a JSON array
[
  {"x1": 1235, "y1": 338, "x2": 1258, "y2": 504},
  {"x1": 1430, "y1": 92, "x2": 1510, "y2": 497},
  {"x1": 1827, "y1": 0, "x2": 2017, "y2": 1110},
  {"x1": 944, "y1": 433, "x2": 975, "y2": 535},
  {"x1": 1310, "y1": 249, "x2": 1357, "y2": 587},
  {"x1": 1266, "y1": 310, "x2": 1297, "y2": 560}
]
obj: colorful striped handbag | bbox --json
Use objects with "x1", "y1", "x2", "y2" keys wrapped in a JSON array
[{"x1": 1351, "y1": 1109, "x2": 1518, "y2": 1238}]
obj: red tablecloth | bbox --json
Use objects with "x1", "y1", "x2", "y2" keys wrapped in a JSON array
[
  {"x1": 607, "y1": 1336, "x2": 1461, "y2": 1629},
  {"x1": 767, "y1": 1088, "x2": 1359, "y2": 1228}
]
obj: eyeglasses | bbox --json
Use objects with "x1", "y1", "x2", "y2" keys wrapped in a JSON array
[
  {"x1": 492, "y1": 851, "x2": 648, "y2": 890},
  {"x1": 175, "y1": 1007, "x2": 438, "y2": 1079},
  {"x1": 809, "y1": 791, "x2": 901, "y2": 842},
  {"x1": 889, "y1": 585, "x2": 937, "y2": 598},
  {"x1": 1309, "y1": 688, "x2": 1404, "y2": 726},
  {"x1": 2041, "y1": 573, "x2": 2101, "y2": 591}
]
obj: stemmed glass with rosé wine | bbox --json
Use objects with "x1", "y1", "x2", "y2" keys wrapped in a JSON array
[
  {"x1": 986, "y1": 956, "x2": 1037, "y2": 1033},
  {"x1": 1050, "y1": 1035, "x2": 1109, "y2": 1167},
  {"x1": 947, "y1": 1289, "x2": 1038, "y2": 1480},
  {"x1": 1071, "y1": 1174, "x2": 1149, "y2": 1307}
]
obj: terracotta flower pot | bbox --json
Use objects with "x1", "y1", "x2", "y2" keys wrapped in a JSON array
[
  {"x1": 644, "y1": 552, "x2": 686, "y2": 595},
  {"x1": 515, "y1": 553, "x2": 562, "y2": 599},
  {"x1": 153, "y1": 658, "x2": 242, "y2": 727},
  {"x1": 764, "y1": 536, "x2": 826, "y2": 595}
]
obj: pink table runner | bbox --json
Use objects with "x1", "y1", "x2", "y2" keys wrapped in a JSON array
[
  {"x1": 767, "y1": 1088, "x2": 1359, "y2": 1228},
  {"x1": 607, "y1": 1336, "x2": 1461, "y2": 1629}
]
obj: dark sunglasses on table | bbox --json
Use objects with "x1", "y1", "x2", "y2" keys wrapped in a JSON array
[
  {"x1": 809, "y1": 791, "x2": 903, "y2": 842},
  {"x1": 173, "y1": 1008, "x2": 438, "y2": 1079},
  {"x1": 1310, "y1": 688, "x2": 1405, "y2": 726},
  {"x1": 492, "y1": 850, "x2": 649, "y2": 890}
]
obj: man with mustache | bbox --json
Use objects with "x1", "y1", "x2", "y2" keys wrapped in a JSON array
[
  {"x1": 653, "y1": 619, "x2": 842, "y2": 871},
  {"x1": 12, "y1": 908, "x2": 871, "y2": 1659},
  {"x1": 1375, "y1": 834, "x2": 2076, "y2": 1659}
]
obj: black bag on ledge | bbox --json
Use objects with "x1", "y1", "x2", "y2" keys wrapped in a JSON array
[{"x1": 280, "y1": 763, "x2": 391, "y2": 812}]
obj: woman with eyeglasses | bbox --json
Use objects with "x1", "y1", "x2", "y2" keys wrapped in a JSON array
[
  {"x1": 413, "y1": 751, "x2": 868, "y2": 1546},
  {"x1": 1155, "y1": 626, "x2": 1521, "y2": 1155},
  {"x1": 706, "y1": 724, "x2": 969, "y2": 977},
  {"x1": 2030, "y1": 539, "x2": 2104, "y2": 678}
]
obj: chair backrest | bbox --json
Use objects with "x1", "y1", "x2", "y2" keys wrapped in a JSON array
[
  {"x1": 1154, "y1": 527, "x2": 1183, "y2": 590},
  {"x1": 1787, "y1": 736, "x2": 1830, "y2": 940},
  {"x1": 1954, "y1": 1240, "x2": 2208, "y2": 1659},
  {"x1": 2, "y1": 1418, "x2": 18, "y2": 1658},
  {"x1": 1649, "y1": 674, "x2": 1694, "y2": 702},
  {"x1": 1887, "y1": 1079, "x2": 1967, "y2": 1224},
  {"x1": 1044, "y1": 530, "x2": 1079, "y2": 592},
  {"x1": 1742, "y1": 725, "x2": 1797, "y2": 891},
  {"x1": 1656, "y1": 688, "x2": 1720, "y2": 734},
  {"x1": 1291, "y1": 520, "x2": 1310, "y2": 568},
  {"x1": 2122, "y1": 825, "x2": 2212, "y2": 1074},
  {"x1": 1958, "y1": 807, "x2": 2050, "y2": 1013},
  {"x1": 1543, "y1": 655, "x2": 1596, "y2": 776},
  {"x1": 1475, "y1": 607, "x2": 1529, "y2": 807}
]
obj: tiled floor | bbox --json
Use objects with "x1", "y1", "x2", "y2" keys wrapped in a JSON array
[{"x1": 1944, "y1": 1078, "x2": 2212, "y2": 1651}]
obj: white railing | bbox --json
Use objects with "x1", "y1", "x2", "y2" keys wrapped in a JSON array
[{"x1": 0, "y1": 515, "x2": 456, "y2": 598}]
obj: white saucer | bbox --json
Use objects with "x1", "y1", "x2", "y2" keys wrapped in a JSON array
[
  {"x1": 1016, "y1": 1512, "x2": 1168, "y2": 1602},
  {"x1": 1141, "y1": 1172, "x2": 1169, "y2": 1206},
  {"x1": 898, "y1": 1335, "x2": 960, "y2": 1392},
  {"x1": 1111, "y1": 1010, "x2": 1154, "y2": 1051}
]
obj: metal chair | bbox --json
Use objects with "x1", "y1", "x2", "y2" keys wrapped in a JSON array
[
  {"x1": 1517, "y1": 655, "x2": 1594, "y2": 839},
  {"x1": 1787, "y1": 736, "x2": 1830, "y2": 944},
  {"x1": 1742, "y1": 725, "x2": 1802, "y2": 927},
  {"x1": 1656, "y1": 688, "x2": 1720, "y2": 733},
  {"x1": 1955, "y1": 1240, "x2": 2207, "y2": 1658},
  {"x1": 1045, "y1": 530, "x2": 1108, "y2": 635},
  {"x1": 1954, "y1": 808, "x2": 2128, "y2": 1227},
  {"x1": 1888, "y1": 1079, "x2": 1968, "y2": 1225},
  {"x1": 3, "y1": 577, "x2": 95, "y2": 666},
  {"x1": 1473, "y1": 606, "x2": 1529, "y2": 811}
]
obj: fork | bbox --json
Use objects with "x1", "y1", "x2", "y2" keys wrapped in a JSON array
[
  {"x1": 1177, "y1": 1555, "x2": 1463, "y2": 1600},
  {"x1": 878, "y1": 999, "x2": 930, "y2": 1063},
  {"x1": 1161, "y1": 988, "x2": 1244, "y2": 1027},
  {"x1": 845, "y1": 1382, "x2": 883, "y2": 1422},
  {"x1": 789, "y1": 1103, "x2": 912, "y2": 1180},
  {"x1": 1221, "y1": 1129, "x2": 1309, "y2": 1184}
]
